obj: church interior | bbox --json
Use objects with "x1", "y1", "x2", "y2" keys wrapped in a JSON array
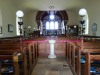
[{"x1": 0, "y1": 0, "x2": 100, "y2": 75}]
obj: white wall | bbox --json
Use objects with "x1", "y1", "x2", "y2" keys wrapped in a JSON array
[
  {"x1": 67, "y1": 10, "x2": 79, "y2": 25},
  {"x1": 76, "y1": 0, "x2": 100, "y2": 36},
  {"x1": 24, "y1": 11, "x2": 37, "y2": 36},
  {"x1": 0, "y1": 0, "x2": 18, "y2": 37},
  {"x1": 85, "y1": 0, "x2": 100, "y2": 36}
]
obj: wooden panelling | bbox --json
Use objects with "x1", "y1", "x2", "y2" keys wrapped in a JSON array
[
  {"x1": 38, "y1": 42, "x2": 66, "y2": 57},
  {"x1": 55, "y1": 42, "x2": 66, "y2": 56}
]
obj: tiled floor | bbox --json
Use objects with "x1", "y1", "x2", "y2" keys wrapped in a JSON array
[{"x1": 31, "y1": 57, "x2": 73, "y2": 75}]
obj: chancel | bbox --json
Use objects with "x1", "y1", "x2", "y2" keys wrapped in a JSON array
[{"x1": 0, "y1": 1, "x2": 100, "y2": 75}]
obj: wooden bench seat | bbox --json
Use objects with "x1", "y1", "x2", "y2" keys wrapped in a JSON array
[
  {"x1": 0, "y1": 39, "x2": 28, "y2": 75},
  {"x1": 66, "y1": 37, "x2": 100, "y2": 75},
  {"x1": 0, "y1": 52, "x2": 22, "y2": 75},
  {"x1": 0, "y1": 50, "x2": 21, "y2": 55},
  {"x1": 84, "y1": 53, "x2": 100, "y2": 75},
  {"x1": 0, "y1": 38, "x2": 39, "y2": 75},
  {"x1": 77, "y1": 42, "x2": 100, "y2": 74}
]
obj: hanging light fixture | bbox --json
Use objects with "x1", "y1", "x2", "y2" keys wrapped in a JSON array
[{"x1": 49, "y1": 11, "x2": 55, "y2": 20}]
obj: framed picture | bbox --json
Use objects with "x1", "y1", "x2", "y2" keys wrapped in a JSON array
[
  {"x1": 8, "y1": 24, "x2": 13, "y2": 32},
  {"x1": 92, "y1": 23, "x2": 97, "y2": 32},
  {"x1": 0, "y1": 26, "x2": 2, "y2": 34}
]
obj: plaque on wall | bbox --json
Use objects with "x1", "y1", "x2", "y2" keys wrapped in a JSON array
[{"x1": 92, "y1": 23, "x2": 97, "y2": 32}]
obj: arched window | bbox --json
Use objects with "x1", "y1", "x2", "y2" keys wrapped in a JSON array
[
  {"x1": 45, "y1": 21, "x2": 59, "y2": 30},
  {"x1": 50, "y1": 21, "x2": 54, "y2": 30},
  {"x1": 55, "y1": 21, "x2": 58, "y2": 30},
  {"x1": 46, "y1": 21, "x2": 49, "y2": 30}
]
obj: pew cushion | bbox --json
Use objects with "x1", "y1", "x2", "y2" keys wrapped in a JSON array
[
  {"x1": 80, "y1": 56, "x2": 85, "y2": 63},
  {"x1": 1, "y1": 66, "x2": 13, "y2": 73},
  {"x1": 90, "y1": 67, "x2": 100, "y2": 74},
  {"x1": 76, "y1": 55, "x2": 86, "y2": 64},
  {"x1": 0, "y1": 60, "x2": 13, "y2": 64},
  {"x1": 90, "y1": 67, "x2": 96, "y2": 73},
  {"x1": 80, "y1": 58, "x2": 85, "y2": 63},
  {"x1": 80, "y1": 59, "x2": 100, "y2": 64},
  {"x1": 3, "y1": 60, "x2": 12, "y2": 64},
  {"x1": 0, "y1": 59, "x2": 23, "y2": 64}
]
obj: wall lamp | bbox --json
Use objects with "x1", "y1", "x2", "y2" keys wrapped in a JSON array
[
  {"x1": 79, "y1": 8, "x2": 87, "y2": 35},
  {"x1": 16, "y1": 10, "x2": 24, "y2": 36}
]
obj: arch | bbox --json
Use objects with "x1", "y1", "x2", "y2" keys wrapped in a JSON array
[{"x1": 36, "y1": 10, "x2": 69, "y2": 26}]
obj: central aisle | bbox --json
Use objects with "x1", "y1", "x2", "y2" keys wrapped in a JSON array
[{"x1": 31, "y1": 57, "x2": 73, "y2": 75}]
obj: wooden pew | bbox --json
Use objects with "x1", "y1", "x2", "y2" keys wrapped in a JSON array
[
  {"x1": 0, "y1": 38, "x2": 39, "y2": 75},
  {"x1": 74, "y1": 38, "x2": 100, "y2": 74},
  {"x1": 66, "y1": 42, "x2": 77, "y2": 75},
  {"x1": 66, "y1": 37, "x2": 100, "y2": 75},
  {"x1": 22, "y1": 39, "x2": 39, "y2": 74},
  {"x1": 0, "y1": 52, "x2": 22, "y2": 75},
  {"x1": 84, "y1": 53, "x2": 100, "y2": 75},
  {"x1": 0, "y1": 39, "x2": 28, "y2": 75},
  {"x1": 78, "y1": 42, "x2": 100, "y2": 72},
  {"x1": 26, "y1": 42, "x2": 38, "y2": 74}
]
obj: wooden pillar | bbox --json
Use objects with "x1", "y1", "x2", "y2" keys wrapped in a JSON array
[
  {"x1": 76, "y1": 47, "x2": 81, "y2": 75},
  {"x1": 29, "y1": 44, "x2": 33, "y2": 71},
  {"x1": 84, "y1": 53, "x2": 90, "y2": 75},
  {"x1": 13, "y1": 53, "x2": 20, "y2": 75},
  {"x1": 72, "y1": 45, "x2": 75, "y2": 70},
  {"x1": 23, "y1": 50, "x2": 28, "y2": 75}
]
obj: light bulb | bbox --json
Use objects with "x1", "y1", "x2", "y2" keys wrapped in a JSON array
[
  {"x1": 16, "y1": 10, "x2": 24, "y2": 17},
  {"x1": 79, "y1": 8, "x2": 87, "y2": 16}
]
